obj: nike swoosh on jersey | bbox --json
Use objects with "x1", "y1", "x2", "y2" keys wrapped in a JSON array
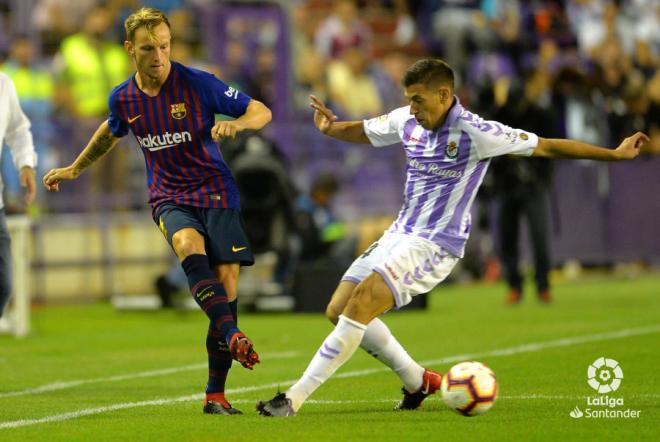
[
  {"x1": 127, "y1": 114, "x2": 142, "y2": 124},
  {"x1": 232, "y1": 246, "x2": 247, "y2": 252}
]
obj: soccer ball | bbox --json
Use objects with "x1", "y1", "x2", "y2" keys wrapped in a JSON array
[{"x1": 441, "y1": 361, "x2": 498, "y2": 416}]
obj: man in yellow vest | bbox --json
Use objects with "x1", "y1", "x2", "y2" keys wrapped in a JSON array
[
  {"x1": 55, "y1": 6, "x2": 130, "y2": 209},
  {"x1": 56, "y1": 6, "x2": 129, "y2": 118}
]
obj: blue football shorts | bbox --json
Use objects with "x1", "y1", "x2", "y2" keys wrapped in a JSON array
[{"x1": 155, "y1": 203, "x2": 254, "y2": 266}]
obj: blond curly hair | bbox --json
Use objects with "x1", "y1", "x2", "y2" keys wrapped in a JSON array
[{"x1": 124, "y1": 7, "x2": 171, "y2": 42}]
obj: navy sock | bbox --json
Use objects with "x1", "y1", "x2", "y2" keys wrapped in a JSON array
[
  {"x1": 230, "y1": 299, "x2": 237, "y2": 322},
  {"x1": 181, "y1": 254, "x2": 240, "y2": 345},
  {"x1": 206, "y1": 324, "x2": 232, "y2": 394},
  {"x1": 205, "y1": 300, "x2": 239, "y2": 394}
]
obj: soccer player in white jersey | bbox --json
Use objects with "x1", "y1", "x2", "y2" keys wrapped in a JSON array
[{"x1": 257, "y1": 58, "x2": 648, "y2": 416}]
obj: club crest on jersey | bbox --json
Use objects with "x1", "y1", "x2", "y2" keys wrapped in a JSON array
[
  {"x1": 170, "y1": 103, "x2": 186, "y2": 119},
  {"x1": 445, "y1": 141, "x2": 459, "y2": 159}
]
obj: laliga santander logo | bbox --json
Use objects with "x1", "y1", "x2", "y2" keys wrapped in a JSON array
[
  {"x1": 587, "y1": 357, "x2": 623, "y2": 393},
  {"x1": 569, "y1": 357, "x2": 640, "y2": 419}
]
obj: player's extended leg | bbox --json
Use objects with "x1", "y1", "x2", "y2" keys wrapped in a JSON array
[
  {"x1": 173, "y1": 228, "x2": 258, "y2": 366},
  {"x1": 326, "y1": 282, "x2": 439, "y2": 410},
  {"x1": 204, "y1": 263, "x2": 247, "y2": 415},
  {"x1": 257, "y1": 273, "x2": 393, "y2": 416}
]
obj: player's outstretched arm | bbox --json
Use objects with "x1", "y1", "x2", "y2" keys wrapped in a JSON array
[
  {"x1": 43, "y1": 120, "x2": 120, "y2": 192},
  {"x1": 533, "y1": 132, "x2": 649, "y2": 161},
  {"x1": 309, "y1": 95, "x2": 371, "y2": 144},
  {"x1": 211, "y1": 99, "x2": 272, "y2": 141}
]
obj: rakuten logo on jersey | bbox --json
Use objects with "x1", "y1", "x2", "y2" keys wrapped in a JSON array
[{"x1": 137, "y1": 131, "x2": 192, "y2": 151}]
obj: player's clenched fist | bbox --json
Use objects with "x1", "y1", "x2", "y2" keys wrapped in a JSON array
[
  {"x1": 211, "y1": 121, "x2": 245, "y2": 141},
  {"x1": 43, "y1": 167, "x2": 78, "y2": 192},
  {"x1": 614, "y1": 131, "x2": 649, "y2": 160}
]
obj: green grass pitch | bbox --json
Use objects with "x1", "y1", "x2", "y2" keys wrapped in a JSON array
[{"x1": 1, "y1": 276, "x2": 659, "y2": 441}]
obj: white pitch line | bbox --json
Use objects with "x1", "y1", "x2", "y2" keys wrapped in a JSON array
[
  {"x1": 0, "y1": 395, "x2": 202, "y2": 430},
  {"x1": 1, "y1": 324, "x2": 658, "y2": 430},
  {"x1": 333, "y1": 323, "x2": 660, "y2": 380},
  {"x1": 240, "y1": 394, "x2": 660, "y2": 404},
  {"x1": 0, "y1": 351, "x2": 299, "y2": 399}
]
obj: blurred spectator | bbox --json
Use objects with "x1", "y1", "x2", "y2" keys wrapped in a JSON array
[
  {"x1": 1, "y1": 36, "x2": 55, "y2": 212},
  {"x1": 32, "y1": 0, "x2": 97, "y2": 56},
  {"x1": 490, "y1": 73, "x2": 561, "y2": 304},
  {"x1": 429, "y1": 0, "x2": 495, "y2": 77},
  {"x1": 566, "y1": 0, "x2": 648, "y2": 58},
  {"x1": 531, "y1": 0, "x2": 576, "y2": 47},
  {"x1": 551, "y1": 67, "x2": 608, "y2": 145},
  {"x1": 169, "y1": 28, "x2": 221, "y2": 78},
  {"x1": 633, "y1": 40, "x2": 657, "y2": 80},
  {"x1": 295, "y1": 172, "x2": 356, "y2": 268},
  {"x1": 291, "y1": 1, "x2": 319, "y2": 74},
  {"x1": 221, "y1": 39, "x2": 252, "y2": 91},
  {"x1": 54, "y1": 6, "x2": 129, "y2": 118},
  {"x1": 314, "y1": 0, "x2": 372, "y2": 60},
  {"x1": 372, "y1": 51, "x2": 410, "y2": 110},
  {"x1": 373, "y1": 0, "x2": 417, "y2": 47},
  {"x1": 608, "y1": 71, "x2": 656, "y2": 147},
  {"x1": 644, "y1": 70, "x2": 660, "y2": 155},
  {"x1": 327, "y1": 47, "x2": 382, "y2": 119},
  {"x1": 167, "y1": 7, "x2": 200, "y2": 48},
  {"x1": 293, "y1": 48, "x2": 330, "y2": 113},
  {"x1": 53, "y1": 5, "x2": 131, "y2": 210},
  {"x1": 244, "y1": 47, "x2": 277, "y2": 107}
]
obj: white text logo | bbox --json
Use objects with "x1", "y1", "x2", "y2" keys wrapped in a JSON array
[
  {"x1": 137, "y1": 131, "x2": 192, "y2": 151},
  {"x1": 408, "y1": 158, "x2": 462, "y2": 178}
]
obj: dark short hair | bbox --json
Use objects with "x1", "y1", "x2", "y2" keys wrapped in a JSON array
[{"x1": 402, "y1": 58, "x2": 454, "y2": 89}]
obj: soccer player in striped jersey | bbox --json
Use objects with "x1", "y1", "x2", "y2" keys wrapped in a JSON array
[
  {"x1": 43, "y1": 8, "x2": 272, "y2": 415},
  {"x1": 257, "y1": 58, "x2": 649, "y2": 416}
]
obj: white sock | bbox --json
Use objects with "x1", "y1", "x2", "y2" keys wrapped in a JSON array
[
  {"x1": 287, "y1": 315, "x2": 367, "y2": 411},
  {"x1": 360, "y1": 318, "x2": 425, "y2": 393}
]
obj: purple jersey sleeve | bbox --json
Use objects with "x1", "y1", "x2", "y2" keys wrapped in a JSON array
[
  {"x1": 199, "y1": 72, "x2": 251, "y2": 118},
  {"x1": 107, "y1": 88, "x2": 128, "y2": 137}
]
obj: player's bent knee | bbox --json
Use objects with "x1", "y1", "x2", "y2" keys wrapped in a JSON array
[{"x1": 172, "y1": 230, "x2": 205, "y2": 259}]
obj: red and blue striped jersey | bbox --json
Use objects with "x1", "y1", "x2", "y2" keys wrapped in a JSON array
[{"x1": 107, "y1": 61, "x2": 250, "y2": 215}]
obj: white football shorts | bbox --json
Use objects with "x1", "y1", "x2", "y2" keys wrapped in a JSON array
[{"x1": 342, "y1": 232, "x2": 459, "y2": 308}]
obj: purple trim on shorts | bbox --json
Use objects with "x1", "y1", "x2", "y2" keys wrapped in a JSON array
[
  {"x1": 341, "y1": 276, "x2": 362, "y2": 284},
  {"x1": 373, "y1": 267, "x2": 403, "y2": 310}
]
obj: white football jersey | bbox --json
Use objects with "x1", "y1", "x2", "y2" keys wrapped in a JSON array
[{"x1": 363, "y1": 97, "x2": 538, "y2": 257}]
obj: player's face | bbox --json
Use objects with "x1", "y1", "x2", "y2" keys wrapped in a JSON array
[
  {"x1": 126, "y1": 22, "x2": 171, "y2": 81},
  {"x1": 404, "y1": 83, "x2": 453, "y2": 130}
]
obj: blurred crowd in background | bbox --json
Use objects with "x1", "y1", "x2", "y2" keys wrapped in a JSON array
[{"x1": 0, "y1": 0, "x2": 658, "y2": 288}]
